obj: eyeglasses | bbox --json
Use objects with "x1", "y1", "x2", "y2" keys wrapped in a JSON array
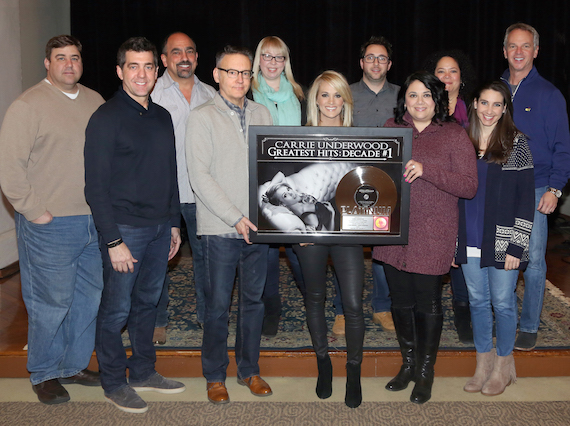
[
  {"x1": 217, "y1": 68, "x2": 254, "y2": 79},
  {"x1": 362, "y1": 54, "x2": 390, "y2": 64},
  {"x1": 261, "y1": 53, "x2": 286, "y2": 63}
]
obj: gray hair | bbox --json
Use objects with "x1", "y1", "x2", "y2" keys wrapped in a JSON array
[{"x1": 503, "y1": 23, "x2": 539, "y2": 49}]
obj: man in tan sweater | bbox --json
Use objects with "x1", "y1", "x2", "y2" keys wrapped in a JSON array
[{"x1": 0, "y1": 35, "x2": 104, "y2": 405}]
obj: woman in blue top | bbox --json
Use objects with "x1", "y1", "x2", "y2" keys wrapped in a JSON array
[
  {"x1": 251, "y1": 36, "x2": 306, "y2": 337},
  {"x1": 457, "y1": 81, "x2": 534, "y2": 396}
]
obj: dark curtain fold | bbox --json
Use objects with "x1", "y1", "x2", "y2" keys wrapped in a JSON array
[{"x1": 71, "y1": 0, "x2": 570, "y2": 105}]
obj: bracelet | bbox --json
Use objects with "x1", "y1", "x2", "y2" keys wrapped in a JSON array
[{"x1": 106, "y1": 238, "x2": 123, "y2": 248}]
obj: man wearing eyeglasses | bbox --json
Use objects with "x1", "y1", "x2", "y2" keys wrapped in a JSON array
[
  {"x1": 186, "y1": 45, "x2": 273, "y2": 405},
  {"x1": 345, "y1": 36, "x2": 399, "y2": 334},
  {"x1": 350, "y1": 36, "x2": 399, "y2": 128}
]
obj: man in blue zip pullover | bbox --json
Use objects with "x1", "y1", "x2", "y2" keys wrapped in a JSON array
[{"x1": 501, "y1": 23, "x2": 570, "y2": 350}]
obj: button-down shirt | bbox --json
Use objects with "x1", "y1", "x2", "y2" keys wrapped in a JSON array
[
  {"x1": 220, "y1": 94, "x2": 248, "y2": 133},
  {"x1": 350, "y1": 79, "x2": 400, "y2": 127},
  {"x1": 151, "y1": 72, "x2": 216, "y2": 203}
]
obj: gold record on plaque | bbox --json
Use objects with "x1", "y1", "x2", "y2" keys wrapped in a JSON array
[{"x1": 335, "y1": 166, "x2": 398, "y2": 231}]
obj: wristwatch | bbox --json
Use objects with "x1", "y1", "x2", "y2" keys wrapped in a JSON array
[{"x1": 549, "y1": 187, "x2": 562, "y2": 198}]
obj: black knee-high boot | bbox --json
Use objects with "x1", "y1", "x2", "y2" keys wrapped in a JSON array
[
  {"x1": 386, "y1": 306, "x2": 416, "y2": 391},
  {"x1": 410, "y1": 311, "x2": 443, "y2": 404},
  {"x1": 316, "y1": 354, "x2": 333, "y2": 399}
]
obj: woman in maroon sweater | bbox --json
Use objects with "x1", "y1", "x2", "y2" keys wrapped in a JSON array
[{"x1": 373, "y1": 72, "x2": 477, "y2": 404}]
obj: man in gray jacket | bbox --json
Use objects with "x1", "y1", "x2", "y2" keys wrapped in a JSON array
[{"x1": 186, "y1": 45, "x2": 272, "y2": 405}]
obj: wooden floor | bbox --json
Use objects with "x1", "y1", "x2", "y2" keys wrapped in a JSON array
[{"x1": 2, "y1": 223, "x2": 570, "y2": 378}]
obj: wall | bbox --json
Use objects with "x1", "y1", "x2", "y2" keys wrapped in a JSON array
[{"x1": 0, "y1": 0, "x2": 70, "y2": 269}]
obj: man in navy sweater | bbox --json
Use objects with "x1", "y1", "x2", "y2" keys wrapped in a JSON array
[
  {"x1": 85, "y1": 37, "x2": 185, "y2": 413},
  {"x1": 501, "y1": 23, "x2": 570, "y2": 351}
]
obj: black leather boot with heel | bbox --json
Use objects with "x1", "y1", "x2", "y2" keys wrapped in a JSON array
[
  {"x1": 410, "y1": 311, "x2": 443, "y2": 404},
  {"x1": 385, "y1": 306, "x2": 416, "y2": 391}
]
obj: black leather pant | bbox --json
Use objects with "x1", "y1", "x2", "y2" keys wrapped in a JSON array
[
  {"x1": 383, "y1": 263, "x2": 443, "y2": 314},
  {"x1": 294, "y1": 244, "x2": 365, "y2": 364}
]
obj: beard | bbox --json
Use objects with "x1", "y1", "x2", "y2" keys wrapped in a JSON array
[
  {"x1": 364, "y1": 68, "x2": 387, "y2": 84},
  {"x1": 176, "y1": 61, "x2": 194, "y2": 79}
]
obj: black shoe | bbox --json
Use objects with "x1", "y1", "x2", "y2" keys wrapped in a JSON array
[
  {"x1": 410, "y1": 368, "x2": 435, "y2": 404},
  {"x1": 385, "y1": 307, "x2": 416, "y2": 392},
  {"x1": 345, "y1": 362, "x2": 362, "y2": 408},
  {"x1": 409, "y1": 311, "x2": 443, "y2": 404},
  {"x1": 316, "y1": 355, "x2": 332, "y2": 399},
  {"x1": 59, "y1": 369, "x2": 101, "y2": 386},
  {"x1": 453, "y1": 301, "x2": 474, "y2": 344},
  {"x1": 514, "y1": 332, "x2": 537, "y2": 351},
  {"x1": 33, "y1": 379, "x2": 70, "y2": 405}
]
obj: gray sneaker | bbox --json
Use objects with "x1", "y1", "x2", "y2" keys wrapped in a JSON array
[
  {"x1": 105, "y1": 385, "x2": 148, "y2": 414},
  {"x1": 130, "y1": 372, "x2": 186, "y2": 394}
]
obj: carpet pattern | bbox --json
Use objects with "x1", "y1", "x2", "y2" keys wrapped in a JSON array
[
  {"x1": 122, "y1": 255, "x2": 570, "y2": 350},
  {"x1": 2, "y1": 401, "x2": 570, "y2": 426}
]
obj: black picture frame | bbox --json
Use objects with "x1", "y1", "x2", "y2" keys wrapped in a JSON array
[{"x1": 249, "y1": 126, "x2": 412, "y2": 245}]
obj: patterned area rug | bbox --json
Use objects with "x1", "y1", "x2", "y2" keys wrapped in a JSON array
[
  {"x1": 123, "y1": 255, "x2": 570, "y2": 350},
  {"x1": 2, "y1": 401, "x2": 570, "y2": 426}
]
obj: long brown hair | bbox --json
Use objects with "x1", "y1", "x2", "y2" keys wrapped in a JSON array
[{"x1": 468, "y1": 81, "x2": 519, "y2": 164}]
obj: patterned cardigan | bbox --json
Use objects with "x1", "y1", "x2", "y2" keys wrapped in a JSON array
[{"x1": 456, "y1": 133, "x2": 534, "y2": 270}]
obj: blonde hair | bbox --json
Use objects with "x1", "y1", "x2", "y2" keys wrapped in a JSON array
[
  {"x1": 306, "y1": 71, "x2": 353, "y2": 127},
  {"x1": 251, "y1": 36, "x2": 304, "y2": 101}
]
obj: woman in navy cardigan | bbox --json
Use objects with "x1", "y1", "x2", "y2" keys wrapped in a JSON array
[{"x1": 457, "y1": 81, "x2": 534, "y2": 396}]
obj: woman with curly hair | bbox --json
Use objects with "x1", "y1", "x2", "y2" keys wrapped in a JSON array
[{"x1": 423, "y1": 49, "x2": 478, "y2": 343}]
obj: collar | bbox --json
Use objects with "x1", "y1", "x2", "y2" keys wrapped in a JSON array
[
  {"x1": 160, "y1": 70, "x2": 201, "y2": 91},
  {"x1": 219, "y1": 93, "x2": 248, "y2": 113},
  {"x1": 117, "y1": 85, "x2": 154, "y2": 113},
  {"x1": 359, "y1": 78, "x2": 392, "y2": 95},
  {"x1": 500, "y1": 65, "x2": 538, "y2": 86}
]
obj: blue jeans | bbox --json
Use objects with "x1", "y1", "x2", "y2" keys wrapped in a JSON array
[
  {"x1": 96, "y1": 222, "x2": 171, "y2": 393},
  {"x1": 462, "y1": 257, "x2": 519, "y2": 356},
  {"x1": 520, "y1": 186, "x2": 548, "y2": 334},
  {"x1": 334, "y1": 259, "x2": 391, "y2": 315},
  {"x1": 15, "y1": 213, "x2": 103, "y2": 385},
  {"x1": 264, "y1": 245, "x2": 305, "y2": 299},
  {"x1": 156, "y1": 203, "x2": 205, "y2": 327},
  {"x1": 201, "y1": 236, "x2": 268, "y2": 382}
]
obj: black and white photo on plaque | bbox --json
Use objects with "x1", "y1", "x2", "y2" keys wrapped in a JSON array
[{"x1": 249, "y1": 126, "x2": 412, "y2": 244}]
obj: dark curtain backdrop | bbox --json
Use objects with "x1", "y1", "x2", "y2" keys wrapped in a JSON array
[{"x1": 71, "y1": 0, "x2": 570, "y2": 104}]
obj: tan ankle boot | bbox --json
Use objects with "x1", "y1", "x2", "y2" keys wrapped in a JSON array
[
  {"x1": 481, "y1": 353, "x2": 516, "y2": 396},
  {"x1": 464, "y1": 349, "x2": 496, "y2": 393}
]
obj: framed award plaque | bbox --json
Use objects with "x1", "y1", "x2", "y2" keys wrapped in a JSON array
[{"x1": 248, "y1": 126, "x2": 412, "y2": 244}]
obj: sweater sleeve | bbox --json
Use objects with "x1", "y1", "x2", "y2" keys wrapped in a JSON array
[
  {"x1": 544, "y1": 89, "x2": 570, "y2": 190},
  {"x1": 186, "y1": 108, "x2": 244, "y2": 227},
  {"x1": 0, "y1": 100, "x2": 47, "y2": 221},
  {"x1": 84, "y1": 108, "x2": 122, "y2": 244},
  {"x1": 506, "y1": 135, "x2": 535, "y2": 259},
  {"x1": 421, "y1": 125, "x2": 478, "y2": 199}
]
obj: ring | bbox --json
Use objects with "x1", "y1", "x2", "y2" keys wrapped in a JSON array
[{"x1": 412, "y1": 165, "x2": 415, "y2": 169}]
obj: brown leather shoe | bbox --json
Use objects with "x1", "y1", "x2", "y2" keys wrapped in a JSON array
[
  {"x1": 207, "y1": 382, "x2": 229, "y2": 404},
  {"x1": 59, "y1": 369, "x2": 101, "y2": 386},
  {"x1": 33, "y1": 379, "x2": 70, "y2": 405},
  {"x1": 237, "y1": 375, "x2": 272, "y2": 396}
]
